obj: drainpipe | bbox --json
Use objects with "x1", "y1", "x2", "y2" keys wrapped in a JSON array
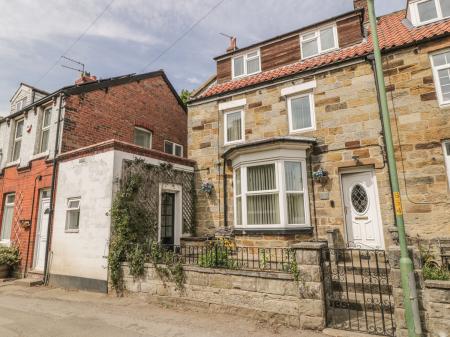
[
  {"x1": 367, "y1": 1, "x2": 422, "y2": 336},
  {"x1": 223, "y1": 154, "x2": 228, "y2": 229},
  {"x1": 43, "y1": 93, "x2": 64, "y2": 284}
]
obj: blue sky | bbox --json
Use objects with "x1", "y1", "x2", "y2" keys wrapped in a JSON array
[{"x1": 0, "y1": 0, "x2": 407, "y2": 115}]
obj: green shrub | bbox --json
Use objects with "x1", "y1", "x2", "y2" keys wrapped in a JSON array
[
  {"x1": 198, "y1": 245, "x2": 236, "y2": 269},
  {"x1": 0, "y1": 246, "x2": 20, "y2": 267},
  {"x1": 420, "y1": 246, "x2": 450, "y2": 281}
]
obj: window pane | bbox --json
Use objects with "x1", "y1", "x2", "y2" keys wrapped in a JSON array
[
  {"x1": 164, "y1": 141, "x2": 173, "y2": 154},
  {"x1": 247, "y1": 57, "x2": 260, "y2": 74},
  {"x1": 236, "y1": 196, "x2": 242, "y2": 226},
  {"x1": 247, "y1": 194, "x2": 280, "y2": 225},
  {"x1": 291, "y1": 95, "x2": 312, "y2": 130},
  {"x1": 320, "y1": 27, "x2": 335, "y2": 51},
  {"x1": 68, "y1": 199, "x2": 80, "y2": 209},
  {"x1": 432, "y1": 52, "x2": 450, "y2": 66},
  {"x1": 174, "y1": 145, "x2": 182, "y2": 157},
  {"x1": 440, "y1": 0, "x2": 450, "y2": 17},
  {"x1": 12, "y1": 140, "x2": 21, "y2": 161},
  {"x1": 16, "y1": 120, "x2": 24, "y2": 138},
  {"x1": 417, "y1": 0, "x2": 438, "y2": 22},
  {"x1": 226, "y1": 111, "x2": 242, "y2": 142},
  {"x1": 247, "y1": 164, "x2": 276, "y2": 191},
  {"x1": 66, "y1": 210, "x2": 80, "y2": 230},
  {"x1": 287, "y1": 194, "x2": 305, "y2": 224},
  {"x1": 235, "y1": 168, "x2": 241, "y2": 195},
  {"x1": 40, "y1": 130, "x2": 49, "y2": 153},
  {"x1": 438, "y1": 68, "x2": 450, "y2": 101},
  {"x1": 445, "y1": 142, "x2": 450, "y2": 155},
  {"x1": 285, "y1": 162, "x2": 303, "y2": 191},
  {"x1": 233, "y1": 56, "x2": 244, "y2": 77},
  {"x1": 1, "y1": 199, "x2": 14, "y2": 241},
  {"x1": 302, "y1": 39, "x2": 319, "y2": 58},
  {"x1": 134, "y1": 128, "x2": 151, "y2": 148},
  {"x1": 43, "y1": 109, "x2": 52, "y2": 128}
]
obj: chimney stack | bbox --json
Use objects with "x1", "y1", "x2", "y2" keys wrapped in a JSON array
[
  {"x1": 75, "y1": 71, "x2": 97, "y2": 85},
  {"x1": 353, "y1": 0, "x2": 369, "y2": 25},
  {"x1": 226, "y1": 36, "x2": 238, "y2": 53}
]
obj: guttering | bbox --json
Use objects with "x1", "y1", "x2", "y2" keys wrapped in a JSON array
[{"x1": 43, "y1": 93, "x2": 64, "y2": 284}]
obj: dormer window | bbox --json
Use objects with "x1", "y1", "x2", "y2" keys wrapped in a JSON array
[
  {"x1": 300, "y1": 25, "x2": 338, "y2": 59},
  {"x1": 409, "y1": 0, "x2": 450, "y2": 26},
  {"x1": 232, "y1": 50, "x2": 261, "y2": 78},
  {"x1": 15, "y1": 97, "x2": 27, "y2": 112}
]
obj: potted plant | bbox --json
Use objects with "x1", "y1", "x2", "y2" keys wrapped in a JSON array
[{"x1": 0, "y1": 246, "x2": 20, "y2": 278}]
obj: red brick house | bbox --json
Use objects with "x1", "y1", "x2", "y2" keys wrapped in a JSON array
[{"x1": 0, "y1": 71, "x2": 191, "y2": 288}]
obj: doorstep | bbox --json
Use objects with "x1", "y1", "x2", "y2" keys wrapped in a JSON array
[
  {"x1": 323, "y1": 328, "x2": 377, "y2": 337},
  {"x1": 14, "y1": 278, "x2": 43, "y2": 287}
]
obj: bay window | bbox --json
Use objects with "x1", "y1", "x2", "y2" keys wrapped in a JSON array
[
  {"x1": 300, "y1": 25, "x2": 338, "y2": 59},
  {"x1": 234, "y1": 158, "x2": 310, "y2": 229}
]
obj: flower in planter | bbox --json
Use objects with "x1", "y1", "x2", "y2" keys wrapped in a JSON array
[
  {"x1": 312, "y1": 168, "x2": 329, "y2": 185},
  {"x1": 200, "y1": 182, "x2": 214, "y2": 195},
  {"x1": 0, "y1": 246, "x2": 20, "y2": 278}
]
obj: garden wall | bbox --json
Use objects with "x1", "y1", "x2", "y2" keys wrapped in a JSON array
[{"x1": 122, "y1": 242, "x2": 327, "y2": 330}]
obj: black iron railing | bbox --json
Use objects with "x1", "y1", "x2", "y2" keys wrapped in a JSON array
[
  {"x1": 136, "y1": 241, "x2": 295, "y2": 272},
  {"x1": 321, "y1": 248, "x2": 395, "y2": 337}
]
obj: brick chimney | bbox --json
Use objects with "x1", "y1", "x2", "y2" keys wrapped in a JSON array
[
  {"x1": 75, "y1": 71, "x2": 97, "y2": 85},
  {"x1": 226, "y1": 36, "x2": 238, "y2": 53},
  {"x1": 354, "y1": 0, "x2": 369, "y2": 25}
]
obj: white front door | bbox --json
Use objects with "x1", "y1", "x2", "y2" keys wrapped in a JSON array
[
  {"x1": 34, "y1": 192, "x2": 51, "y2": 271},
  {"x1": 341, "y1": 170, "x2": 384, "y2": 249}
]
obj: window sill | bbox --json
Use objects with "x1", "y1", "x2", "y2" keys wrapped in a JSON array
[
  {"x1": 0, "y1": 240, "x2": 11, "y2": 247},
  {"x1": 31, "y1": 151, "x2": 50, "y2": 161},
  {"x1": 233, "y1": 226, "x2": 313, "y2": 235},
  {"x1": 224, "y1": 140, "x2": 245, "y2": 147},
  {"x1": 5, "y1": 160, "x2": 20, "y2": 168},
  {"x1": 65, "y1": 229, "x2": 79, "y2": 234},
  {"x1": 289, "y1": 127, "x2": 316, "y2": 135}
]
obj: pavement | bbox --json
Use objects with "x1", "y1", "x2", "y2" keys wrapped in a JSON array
[{"x1": 0, "y1": 283, "x2": 329, "y2": 337}]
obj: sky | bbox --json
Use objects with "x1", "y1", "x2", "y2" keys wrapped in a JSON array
[{"x1": 0, "y1": 0, "x2": 407, "y2": 115}]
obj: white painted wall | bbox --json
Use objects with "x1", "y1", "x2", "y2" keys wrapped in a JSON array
[
  {"x1": 50, "y1": 150, "x2": 115, "y2": 281},
  {"x1": 0, "y1": 95, "x2": 62, "y2": 169}
]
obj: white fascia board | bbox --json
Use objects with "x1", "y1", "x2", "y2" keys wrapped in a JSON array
[
  {"x1": 281, "y1": 80, "x2": 317, "y2": 96},
  {"x1": 218, "y1": 98, "x2": 246, "y2": 111}
]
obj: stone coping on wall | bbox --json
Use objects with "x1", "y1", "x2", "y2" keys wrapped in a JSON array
[{"x1": 424, "y1": 279, "x2": 450, "y2": 289}]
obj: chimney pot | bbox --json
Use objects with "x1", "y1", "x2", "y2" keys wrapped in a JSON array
[
  {"x1": 226, "y1": 37, "x2": 238, "y2": 53},
  {"x1": 75, "y1": 71, "x2": 97, "y2": 85}
]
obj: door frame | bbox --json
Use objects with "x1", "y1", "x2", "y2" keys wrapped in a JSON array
[
  {"x1": 339, "y1": 166, "x2": 385, "y2": 249},
  {"x1": 158, "y1": 183, "x2": 182, "y2": 246},
  {"x1": 33, "y1": 189, "x2": 51, "y2": 270}
]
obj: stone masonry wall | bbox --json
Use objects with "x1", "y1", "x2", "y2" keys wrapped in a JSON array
[
  {"x1": 189, "y1": 61, "x2": 394, "y2": 246},
  {"x1": 123, "y1": 242, "x2": 327, "y2": 330}
]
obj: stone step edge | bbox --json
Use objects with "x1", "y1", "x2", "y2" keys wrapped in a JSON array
[{"x1": 323, "y1": 327, "x2": 381, "y2": 337}]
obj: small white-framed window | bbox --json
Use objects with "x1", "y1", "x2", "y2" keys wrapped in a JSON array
[
  {"x1": 39, "y1": 107, "x2": 52, "y2": 153},
  {"x1": 430, "y1": 49, "x2": 450, "y2": 105},
  {"x1": 134, "y1": 127, "x2": 152, "y2": 149},
  {"x1": 300, "y1": 25, "x2": 338, "y2": 59},
  {"x1": 409, "y1": 0, "x2": 450, "y2": 26},
  {"x1": 287, "y1": 92, "x2": 316, "y2": 133},
  {"x1": 164, "y1": 140, "x2": 183, "y2": 157},
  {"x1": 443, "y1": 140, "x2": 450, "y2": 190},
  {"x1": 15, "y1": 97, "x2": 27, "y2": 112},
  {"x1": 233, "y1": 159, "x2": 310, "y2": 229},
  {"x1": 232, "y1": 50, "x2": 261, "y2": 78},
  {"x1": 0, "y1": 193, "x2": 15, "y2": 243},
  {"x1": 11, "y1": 118, "x2": 24, "y2": 162},
  {"x1": 65, "y1": 198, "x2": 80, "y2": 232},
  {"x1": 224, "y1": 109, "x2": 244, "y2": 145}
]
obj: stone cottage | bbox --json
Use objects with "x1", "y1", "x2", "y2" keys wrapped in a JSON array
[{"x1": 188, "y1": 0, "x2": 450, "y2": 250}]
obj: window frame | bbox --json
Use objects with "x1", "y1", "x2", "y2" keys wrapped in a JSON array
[
  {"x1": 231, "y1": 49, "x2": 261, "y2": 79},
  {"x1": 133, "y1": 127, "x2": 152, "y2": 149},
  {"x1": 287, "y1": 92, "x2": 316, "y2": 133},
  {"x1": 410, "y1": 0, "x2": 450, "y2": 26},
  {"x1": 300, "y1": 24, "x2": 339, "y2": 59},
  {"x1": 15, "y1": 97, "x2": 27, "y2": 112},
  {"x1": 38, "y1": 107, "x2": 52, "y2": 154},
  {"x1": 65, "y1": 197, "x2": 81, "y2": 233},
  {"x1": 164, "y1": 140, "x2": 184, "y2": 157},
  {"x1": 0, "y1": 193, "x2": 15, "y2": 244},
  {"x1": 443, "y1": 140, "x2": 450, "y2": 190},
  {"x1": 11, "y1": 118, "x2": 24, "y2": 162},
  {"x1": 430, "y1": 49, "x2": 450, "y2": 106},
  {"x1": 233, "y1": 158, "x2": 310, "y2": 229},
  {"x1": 224, "y1": 109, "x2": 245, "y2": 145}
]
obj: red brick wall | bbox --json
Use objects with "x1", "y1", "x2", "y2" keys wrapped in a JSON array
[
  {"x1": 0, "y1": 159, "x2": 53, "y2": 272},
  {"x1": 61, "y1": 75, "x2": 187, "y2": 156}
]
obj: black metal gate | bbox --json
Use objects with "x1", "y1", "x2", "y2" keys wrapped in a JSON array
[{"x1": 321, "y1": 248, "x2": 396, "y2": 336}]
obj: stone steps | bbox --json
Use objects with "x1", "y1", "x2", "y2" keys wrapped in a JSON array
[{"x1": 14, "y1": 278, "x2": 43, "y2": 287}]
